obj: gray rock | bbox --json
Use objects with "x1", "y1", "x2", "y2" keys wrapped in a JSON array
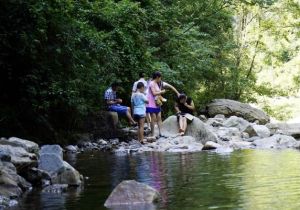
[
  {"x1": 23, "y1": 167, "x2": 51, "y2": 186},
  {"x1": 0, "y1": 145, "x2": 37, "y2": 167},
  {"x1": 229, "y1": 141, "x2": 253, "y2": 149},
  {"x1": 0, "y1": 160, "x2": 31, "y2": 198},
  {"x1": 215, "y1": 114, "x2": 226, "y2": 119},
  {"x1": 52, "y1": 161, "x2": 82, "y2": 186},
  {"x1": 64, "y1": 145, "x2": 78, "y2": 153},
  {"x1": 217, "y1": 127, "x2": 241, "y2": 141},
  {"x1": 252, "y1": 134, "x2": 300, "y2": 149},
  {"x1": 206, "y1": 118, "x2": 224, "y2": 127},
  {"x1": 244, "y1": 124, "x2": 270, "y2": 138},
  {"x1": 40, "y1": 145, "x2": 63, "y2": 159},
  {"x1": 38, "y1": 153, "x2": 64, "y2": 174},
  {"x1": 0, "y1": 137, "x2": 39, "y2": 154},
  {"x1": 0, "y1": 152, "x2": 11, "y2": 162},
  {"x1": 266, "y1": 123, "x2": 300, "y2": 138},
  {"x1": 202, "y1": 141, "x2": 222, "y2": 150},
  {"x1": 198, "y1": 115, "x2": 207, "y2": 122},
  {"x1": 207, "y1": 99, "x2": 270, "y2": 124},
  {"x1": 223, "y1": 116, "x2": 250, "y2": 131},
  {"x1": 104, "y1": 180, "x2": 160, "y2": 207},
  {"x1": 161, "y1": 116, "x2": 217, "y2": 144}
]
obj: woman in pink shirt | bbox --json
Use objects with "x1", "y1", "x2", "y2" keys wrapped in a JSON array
[{"x1": 146, "y1": 72, "x2": 179, "y2": 138}]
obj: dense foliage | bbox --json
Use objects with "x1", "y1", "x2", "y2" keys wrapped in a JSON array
[{"x1": 0, "y1": 0, "x2": 299, "y2": 142}]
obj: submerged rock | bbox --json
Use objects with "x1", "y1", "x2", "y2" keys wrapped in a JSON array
[{"x1": 104, "y1": 180, "x2": 160, "y2": 207}]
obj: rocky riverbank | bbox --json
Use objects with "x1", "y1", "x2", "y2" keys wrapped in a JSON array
[
  {"x1": 2, "y1": 99, "x2": 300, "y2": 208},
  {"x1": 0, "y1": 138, "x2": 83, "y2": 208},
  {"x1": 70, "y1": 99, "x2": 300, "y2": 154}
]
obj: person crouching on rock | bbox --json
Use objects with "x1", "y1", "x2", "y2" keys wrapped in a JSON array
[
  {"x1": 131, "y1": 82, "x2": 149, "y2": 143},
  {"x1": 175, "y1": 94, "x2": 195, "y2": 136},
  {"x1": 104, "y1": 82, "x2": 137, "y2": 126}
]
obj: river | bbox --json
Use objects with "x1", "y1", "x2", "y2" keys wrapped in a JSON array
[{"x1": 13, "y1": 149, "x2": 300, "y2": 210}]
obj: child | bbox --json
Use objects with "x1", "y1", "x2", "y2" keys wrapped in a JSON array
[{"x1": 131, "y1": 82, "x2": 148, "y2": 143}]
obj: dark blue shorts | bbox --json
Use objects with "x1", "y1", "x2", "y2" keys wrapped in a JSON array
[
  {"x1": 108, "y1": 105, "x2": 128, "y2": 115},
  {"x1": 134, "y1": 114, "x2": 145, "y2": 120},
  {"x1": 146, "y1": 107, "x2": 161, "y2": 114}
]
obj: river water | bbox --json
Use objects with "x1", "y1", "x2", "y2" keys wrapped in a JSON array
[{"x1": 15, "y1": 149, "x2": 300, "y2": 210}]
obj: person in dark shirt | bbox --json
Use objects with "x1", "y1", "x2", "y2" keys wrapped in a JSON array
[{"x1": 175, "y1": 94, "x2": 195, "y2": 135}]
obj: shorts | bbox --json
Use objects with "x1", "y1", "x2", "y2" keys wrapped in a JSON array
[
  {"x1": 146, "y1": 107, "x2": 161, "y2": 114},
  {"x1": 108, "y1": 104, "x2": 128, "y2": 115},
  {"x1": 177, "y1": 113, "x2": 193, "y2": 123},
  {"x1": 134, "y1": 114, "x2": 146, "y2": 120}
]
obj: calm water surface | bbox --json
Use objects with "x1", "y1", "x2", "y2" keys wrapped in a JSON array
[{"x1": 15, "y1": 149, "x2": 300, "y2": 210}]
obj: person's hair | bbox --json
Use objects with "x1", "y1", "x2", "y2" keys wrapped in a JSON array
[
  {"x1": 139, "y1": 72, "x2": 145, "y2": 78},
  {"x1": 111, "y1": 82, "x2": 120, "y2": 88},
  {"x1": 136, "y1": 82, "x2": 145, "y2": 89},
  {"x1": 178, "y1": 93, "x2": 187, "y2": 101},
  {"x1": 152, "y1": 71, "x2": 162, "y2": 79}
]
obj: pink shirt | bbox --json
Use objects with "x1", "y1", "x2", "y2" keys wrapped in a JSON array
[{"x1": 147, "y1": 81, "x2": 160, "y2": 108}]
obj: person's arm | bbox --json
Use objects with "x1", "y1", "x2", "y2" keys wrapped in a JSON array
[
  {"x1": 106, "y1": 98, "x2": 122, "y2": 105},
  {"x1": 163, "y1": 82, "x2": 180, "y2": 96},
  {"x1": 184, "y1": 100, "x2": 195, "y2": 111},
  {"x1": 174, "y1": 102, "x2": 181, "y2": 114},
  {"x1": 143, "y1": 95, "x2": 149, "y2": 104}
]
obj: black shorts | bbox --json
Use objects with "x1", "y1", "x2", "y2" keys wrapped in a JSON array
[{"x1": 134, "y1": 114, "x2": 145, "y2": 120}]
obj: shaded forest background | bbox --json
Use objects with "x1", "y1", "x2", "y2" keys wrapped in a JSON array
[{"x1": 0, "y1": 0, "x2": 299, "y2": 143}]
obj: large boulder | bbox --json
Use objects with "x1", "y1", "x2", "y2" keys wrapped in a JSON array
[
  {"x1": 40, "y1": 144, "x2": 63, "y2": 159},
  {"x1": 0, "y1": 137, "x2": 39, "y2": 154},
  {"x1": 38, "y1": 145, "x2": 82, "y2": 186},
  {"x1": 252, "y1": 134, "x2": 300, "y2": 149},
  {"x1": 104, "y1": 180, "x2": 160, "y2": 207},
  {"x1": 0, "y1": 161, "x2": 31, "y2": 198},
  {"x1": 0, "y1": 145, "x2": 37, "y2": 167},
  {"x1": 266, "y1": 123, "x2": 300, "y2": 138},
  {"x1": 161, "y1": 116, "x2": 217, "y2": 144},
  {"x1": 207, "y1": 99, "x2": 270, "y2": 124},
  {"x1": 38, "y1": 153, "x2": 64, "y2": 174}
]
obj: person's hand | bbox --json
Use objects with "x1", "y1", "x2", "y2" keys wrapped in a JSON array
[
  {"x1": 184, "y1": 102, "x2": 188, "y2": 106},
  {"x1": 161, "y1": 89, "x2": 166, "y2": 94},
  {"x1": 116, "y1": 99, "x2": 122, "y2": 103}
]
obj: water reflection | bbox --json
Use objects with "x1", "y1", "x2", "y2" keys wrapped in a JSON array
[{"x1": 15, "y1": 149, "x2": 300, "y2": 210}]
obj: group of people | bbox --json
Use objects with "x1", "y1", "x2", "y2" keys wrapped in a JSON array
[{"x1": 104, "y1": 71, "x2": 195, "y2": 143}]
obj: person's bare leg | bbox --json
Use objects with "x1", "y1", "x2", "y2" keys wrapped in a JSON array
[
  {"x1": 150, "y1": 113, "x2": 157, "y2": 136},
  {"x1": 157, "y1": 112, "x2": 162, "y2": 136},
  {"x1": 182, "y1": 117, "x2": 187, "y2": 134},
  {"x1": 146, "y1": 113, "x2": 151, "y2": 129},
  {"x1": 179, "y1": 116, "x2": 184, "y2": 132},
  {"x1": 138, "y1": 118, "x2": 145, "y2": 142},
  {"x1": 126, "y1": 107, "x2": 136, "y2": 124}
]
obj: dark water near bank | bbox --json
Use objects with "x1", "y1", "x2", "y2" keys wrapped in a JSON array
[{"x1": 15, "y1": 149, "x2": 300, "y2": 210}]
